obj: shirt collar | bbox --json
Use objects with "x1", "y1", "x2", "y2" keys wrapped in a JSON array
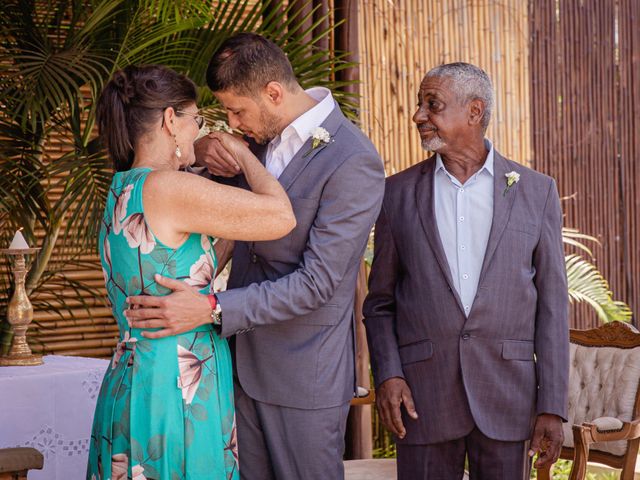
[
  {"x1": 435, "y1": 138, "x2": 495, "y2": 177},
  {"x1": 270, "y1": 87, "x2": 335, "y2": 148}
]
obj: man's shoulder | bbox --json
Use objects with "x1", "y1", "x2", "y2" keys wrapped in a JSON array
[
  {"x1": 497, "y1": 153, "x2": 555, "y2": 189},
  {"x1": 377, "y1": 158, "x2": 433, "y2": 208},
  {"x1": 332, "y1": 114, "x2": 378, "y2": 157},
  {"x1": 315, "y1": 111, "x2": 383, "y2": 178},
  {"x1": 386, "y1": 157, "x2": 433, "y2": 188}
]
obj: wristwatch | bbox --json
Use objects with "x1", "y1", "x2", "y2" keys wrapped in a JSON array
[{"x1": 207, "y1": 294, "x2": 222, "y2": 327}]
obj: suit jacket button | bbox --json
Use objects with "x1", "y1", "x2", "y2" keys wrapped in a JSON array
[
  {"x1": 251, "y1": 253, "x2": 258, "y2": 263},
  {"x1": 461, "y1": 333, "x2": 470, "y2": 340}
]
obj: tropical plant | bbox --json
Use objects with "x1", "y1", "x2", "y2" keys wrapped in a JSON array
[
  {"x1": 562, "y1": 226, "x2": 632, "y2": 322},
  {"x1": 0, "y1": 0, "x2": 355, "y2": 349}
]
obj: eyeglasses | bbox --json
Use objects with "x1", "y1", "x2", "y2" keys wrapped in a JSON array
[{"x1": 176, "y1": 110, "x2": 206, "y2": 129}]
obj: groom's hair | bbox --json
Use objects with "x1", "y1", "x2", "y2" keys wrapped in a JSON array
[{"x1": 206, "y1": 33, "x2": 298, "y2": 96}]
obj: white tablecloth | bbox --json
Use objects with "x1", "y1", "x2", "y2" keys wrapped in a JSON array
[{"x1": 0, "y1": 355, "x2": 109, "y2": 480}]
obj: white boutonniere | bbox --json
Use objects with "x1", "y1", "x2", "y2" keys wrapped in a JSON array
[
  {"x1": 303, "y1": 127, "x2": 333, "y2": 157},
  {"x1": 503, "y1": 171, "x2": 520, "y2": 196}
]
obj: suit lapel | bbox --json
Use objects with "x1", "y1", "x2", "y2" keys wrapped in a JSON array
[
  {"x1": 478, "y1": 153, "x2": 519, "y2": 282},
  {"x1": 276, "y1": 105, "x2": 344, "y2": 191},
  {"x1": 415, "y1": 159, "x2": 465, "y2": 313}
]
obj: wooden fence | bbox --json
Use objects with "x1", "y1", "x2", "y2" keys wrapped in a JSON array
[{"x1": 529, "y1": 0, "x2": 640, "y2": 327}]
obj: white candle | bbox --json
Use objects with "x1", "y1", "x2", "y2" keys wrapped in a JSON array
[{"x1": 9, "y1": 230, "x2": 30, "y2": 249}]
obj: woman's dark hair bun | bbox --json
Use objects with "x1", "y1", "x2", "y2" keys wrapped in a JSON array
[
  {"x1": 111, "y1": 70, "x2": 136, "y2": 106},
  {"x1": 97, "y1": 65, "x2": 198, "y2": 172}
]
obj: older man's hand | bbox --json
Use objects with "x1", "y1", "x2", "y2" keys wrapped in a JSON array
[
  {"x1": 124, "y1": 275, "x2": 212, "y2": 339},
  {"x1": 376, "y1": 377, "x2": 419, "y2": 440},
  {"x1": 194, "y1": 134, "x2": 241, "y2": 177},
  {"x1": 530, "y1": 413, "x2": 564, "y2": 469}
]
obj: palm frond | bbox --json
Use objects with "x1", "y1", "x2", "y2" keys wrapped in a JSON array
[
  {"x1": 565, "y1": 254, "x2": 632, "y2": 323},
  {"x1": 31, "y1": 267, "x2": 107, "y2": 324},
  {"x1": 50, "y1": 147, "x2": 112, "y2": 252},
  {"x1": 0, "y1": 0, "x2": 121, "y2": 131},
  {"x1": 562, "y1": 226, "x2": 599, "y2": 257},
  {"x1": 561, "y1": 225, "x2": 631, "y2": 322}
]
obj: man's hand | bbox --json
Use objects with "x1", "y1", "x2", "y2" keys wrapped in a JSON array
[
  {"x1": 530, "y1": 413, "x2": 564, "y2": 469},
  {"x1": 376, "y1": 377, "x2": 419, "y2": 439},
  {"x1": 194, "y1": 134, "x2": 242, "y2": 177},
  {"x1": 125, "y1": 275, "x2": 212, "y2": 339}
]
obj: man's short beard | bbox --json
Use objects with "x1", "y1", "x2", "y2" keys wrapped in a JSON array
[
  {"x1": 254, "y1": 107, "x2": 283, "y2": 144},
  {"x1": 421, "y1": 135, "x2": 446, "y2": 152}
]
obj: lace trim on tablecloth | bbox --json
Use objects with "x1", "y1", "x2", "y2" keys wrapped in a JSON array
[{"x1": 17, "y1": 425, "x2": 90, "y2": 459}]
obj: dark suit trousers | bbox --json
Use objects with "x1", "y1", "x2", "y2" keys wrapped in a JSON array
[
  {"x1": 234, "y1": 378, "x2": 351, "y2": 480},
  {"x1": 397, "y1": 426, "x2": 531, "y2": 480}
]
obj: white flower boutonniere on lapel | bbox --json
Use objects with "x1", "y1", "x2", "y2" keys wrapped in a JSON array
[
  {"x1": 503, "y1": 171, "x2": 520, "y2": 196},
  {"x1": 304, "y1": 127, "x2": 333, "y2": 157}
]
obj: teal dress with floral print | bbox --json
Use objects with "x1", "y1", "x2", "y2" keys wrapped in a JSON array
[{"x1": 86, "y1": 168, "x2": 238, "y2": 480}]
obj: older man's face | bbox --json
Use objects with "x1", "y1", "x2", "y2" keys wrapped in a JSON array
[{"x1": 412, "y1": 76, "x2": 470, "y2": 153}]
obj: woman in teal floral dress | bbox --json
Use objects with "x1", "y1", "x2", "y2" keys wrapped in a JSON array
[{"x1": 87, "y1": 65, "x2": 295, "y2": 480}]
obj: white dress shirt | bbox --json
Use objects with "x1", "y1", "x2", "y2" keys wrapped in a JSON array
[
  {"x1": 434, "y1": 139, "x2": 495, "y2": 317},
  {"x1": 265, "y1": 87, "x2": 335, "y2": 178}
]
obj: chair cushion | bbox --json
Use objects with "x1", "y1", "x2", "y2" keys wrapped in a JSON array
[
  {"x1": 565, "y1": 342, "x2": 640, "y2": 456},
  {"x1": 0, "y1": 448, "x2": 44, "y2": 473}
]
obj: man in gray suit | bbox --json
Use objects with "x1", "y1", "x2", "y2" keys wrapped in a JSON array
[
  {"x1": 363, "y1": 63, "x2": 569, "y2": 479},
  {"x1": 126, "y1": 33, "x2": 385, "y2": 479}
]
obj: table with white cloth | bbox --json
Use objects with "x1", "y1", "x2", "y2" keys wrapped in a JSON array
[{"x1": 0, "y1": 355, "x2": 109, "y2": 480}]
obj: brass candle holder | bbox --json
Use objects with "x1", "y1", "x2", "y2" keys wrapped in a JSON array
[{"x1": 0, "y1": 247, "x2": 42, "y2": 366}]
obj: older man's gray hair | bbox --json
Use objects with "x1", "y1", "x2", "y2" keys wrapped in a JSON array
[{"x1": 426, "y1": 62, "x2": 494, "y2": 132}]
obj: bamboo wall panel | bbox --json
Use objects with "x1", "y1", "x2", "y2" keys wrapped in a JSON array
[
  {"x1": 530, "y1": 0, "x2": 639, "y2": 328},
  {"x1": 357, "y1": 0, "x2": 531, "y2": 175}
]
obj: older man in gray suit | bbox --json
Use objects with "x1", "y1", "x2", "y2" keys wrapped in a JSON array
[
  {"x1": 126, "y1": 33, "x2": 385, "y2": 479},
  {"x1": 363, "y1": 63, "x2": 569, "y2": 479}
]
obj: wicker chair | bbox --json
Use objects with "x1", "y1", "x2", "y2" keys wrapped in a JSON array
[{"x1": 537, "y1": 321, "x2": 640, "y2": 480}]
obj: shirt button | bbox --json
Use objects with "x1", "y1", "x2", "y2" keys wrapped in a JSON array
[
  {"x1": 464, "y1": 305, "x2": 470, "y2": 311},
  {"x1": 459, "y1": 216, "x2": 464, "y2": 222},
  {"x1": 460, "y1": 245, "x2": 466, "y2": 250},
  {"x1": 463, "y1": 274, "x2": 469, "y2": 280},
  {"x1": 460, "y1": 188, "x2": 465, "y2": 193}
]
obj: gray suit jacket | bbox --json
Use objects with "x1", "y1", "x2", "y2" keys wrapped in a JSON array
[
  {"x1": 216, "y1": 105, "x2": 385, "y2": 409},
  {"x1": 363, "y1": 152, "x2": 569, "y2": 444}
]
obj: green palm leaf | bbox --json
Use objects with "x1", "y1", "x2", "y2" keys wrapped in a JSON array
[
  {"x1": 563, "y1": 228, "x2": 632, "y2": 323},
  {"x1": 565, "y1": 254, "x2": 632, "y2": 322}
]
